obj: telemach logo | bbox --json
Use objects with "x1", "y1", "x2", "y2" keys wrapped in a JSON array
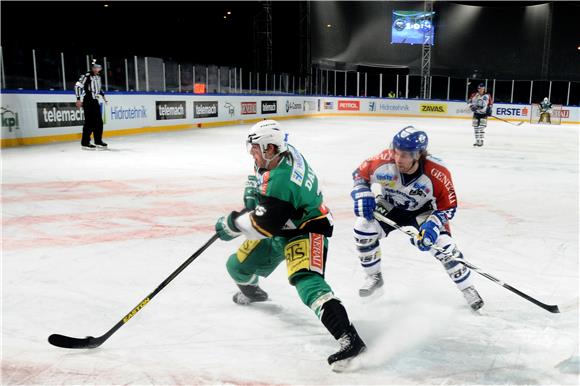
[
  {"x1": 420, "y1": 103, "x2": 447, "y2": 113},
  {"x1": 37, "y1": 102, "x2": 85, "y2": 128},
  {"x1": 156, "y1": 101, "x2": 186, "y2": 120},
  {"x1": 194, "y1": 101, "x2": 218, "y2": 118},
  {"x1": 241, "y1": 102, "x2": 257, "y2": 115},
  {"x1": 261, "y1": 100, "x2": 277, "y2": 114}
]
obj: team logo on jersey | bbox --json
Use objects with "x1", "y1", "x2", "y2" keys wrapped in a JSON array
[
  {"x1": 254, "y1": 205, "x2": 267, "y2": 216},
  {"x1": 384, "y1": 189, "x2": 419, "y2": 210},
  {"x1": 288, "y1": 146, "x2": 306, "y2": 186},
  {"x1": 430, "y1": 169, "x2": 457, "y2": 205},
  {"x1": 412, "y1": 182, "x2": 428, "y2": 191},
  {"x1": 375, "y1": 173, "x2": 395, "y2": 181},
  {"x1": 409, "y1": 188, "x2": 426, "y2": 197}
]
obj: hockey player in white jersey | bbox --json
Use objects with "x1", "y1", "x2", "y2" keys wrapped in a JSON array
[
  {"x1": 468, "y1": 83, "x2": 493, "y2": 147},
  {"x1": 538, "y1": 97, "x2": 553, "y2": 124},
  {"x1": 350, "y1": 126, "x2": 484, "y2": 310}
]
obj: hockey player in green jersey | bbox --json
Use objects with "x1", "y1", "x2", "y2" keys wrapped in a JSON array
[
  {"x1": 539, "y1": 97, "x2": 553, "y2": 124},
  {"x1": 215, "y1": 119, "x2": 366, "y2": 369}
]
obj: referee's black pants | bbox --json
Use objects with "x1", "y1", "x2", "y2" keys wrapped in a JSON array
[{"x1": 81, "y1": 98, "x2": 103, "y2": 145}]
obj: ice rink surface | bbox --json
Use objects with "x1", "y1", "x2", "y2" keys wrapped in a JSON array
[{"x1": 2, "y1": 116, "x2": 579, "y2": 385}]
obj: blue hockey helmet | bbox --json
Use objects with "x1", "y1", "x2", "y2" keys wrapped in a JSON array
[{"x1": 392, "y1": 126, "x2": 428, "y2": 154}]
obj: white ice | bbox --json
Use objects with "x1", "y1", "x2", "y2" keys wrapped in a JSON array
[{"x1": 2, "y1": 116, "x2": 579, "y2": 385}]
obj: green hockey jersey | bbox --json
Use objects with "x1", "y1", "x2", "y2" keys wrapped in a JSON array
[
  {"x1": 248, "y1": 144, "x2": 333, "y2": 238},
  {"x1": 540, "y1": 100, "x2": 552, "y2": 113}
]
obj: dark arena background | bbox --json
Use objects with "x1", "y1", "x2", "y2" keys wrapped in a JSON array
[{"x1": 1, "y1": 1, "x2": 579, "y2": 385}]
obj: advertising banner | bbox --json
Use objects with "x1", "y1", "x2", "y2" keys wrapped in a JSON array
[
  {"x1": 241, "y1": 102, "x2": 257, "y2": 115},
  {"x1": 194, "y1": 101, "x2": 218, "y2": 118},
  {"x1": 338, "y1": 100, "x2": 360, "y2": 111},
  {"x1": 37, "y1": 102, "x2": 84, "y2": 128},
  {"x1": 156, "y1": 101, "x2": 186, "y2": 120},
  {"x1": 261, "y1": 100, "x2": 277, "y2": 114}
]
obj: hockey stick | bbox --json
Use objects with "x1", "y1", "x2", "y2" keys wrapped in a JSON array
[
  {"x1": 490, "y1": 115, "x2": 524, "y2": 126},
  {"x1": 373, "y1": 209, "x2": 560, "y2": 313},
  {"x1": 48, "y1": 233, "x2": 220, "y2": 349}
]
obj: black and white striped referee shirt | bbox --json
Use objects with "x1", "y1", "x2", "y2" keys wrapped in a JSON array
[{"x1": 75, "y1": 71, "x2": 105, "y2": 101}]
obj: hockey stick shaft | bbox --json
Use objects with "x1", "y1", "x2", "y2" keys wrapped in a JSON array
[
  {"x1": 48, "y1": 233, "x2": 221, "y2": 349},
  {"x1": 490, "y1": 115, "x2": 524, "y2": 126},
  {"x1": 373, "y1": 210, "x2": 560, "y2": 313}
]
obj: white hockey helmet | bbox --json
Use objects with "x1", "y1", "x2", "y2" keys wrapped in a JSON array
[
  {"x1": 90, "y1": 59, "x2": 102, "y2": 70},
  {"x1": 246, "y1": 119, "x2": 288, "y2": 157}
]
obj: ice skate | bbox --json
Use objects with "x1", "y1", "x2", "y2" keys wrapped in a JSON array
[
  {"x1": 232, "y1": 284, "x2": 268, "y2": 305},
  {"x1": 95, "y1": 141, "x2": 108, "y2": 150},
  {"x1": 328, "y1": 325, "x2": 367, "y2": 372},
  {"x1": 462, "y1": 285, "x2": 484, "y2": 311},
  {"x1": 359, "y1": 272, "x2": 384, "y2": 297},
  {"x1": 81, "y1": 143, "x2": 96, "y2": 150}
]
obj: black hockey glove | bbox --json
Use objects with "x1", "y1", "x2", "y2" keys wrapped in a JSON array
[{"x1": 374, "y1": 196, "x2": 392, "y2": 219}]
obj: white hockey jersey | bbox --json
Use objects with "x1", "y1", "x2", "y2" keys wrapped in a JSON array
[
  {"x1": 353, "y1": 149, "x2": 457, "y2": 225},
  {"x1": 468, "y1": 92, "x2": 492, "y2": 115}
]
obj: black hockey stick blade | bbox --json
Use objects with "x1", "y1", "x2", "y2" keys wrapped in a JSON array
[
  {"x1": 543, "y1": 304, "x2": 560, "y2": 313},
  {"x1": 503, "y1": 282, "x2": 560, "y2": 313},
  {"x1": 47, "y1": 231, "x2": 224, "y2": 350},
  {"x1": 48, "y1": 334, "x2": 104, "y2": 349}
]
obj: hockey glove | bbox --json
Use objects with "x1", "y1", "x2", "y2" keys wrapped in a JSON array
[
  {"x1": 243, "y1": 175, "x2": 259, "y2": 210},
  {"x1": 412, "y1": 219, "x2": 440, "y2": 251},
  {"x1": 469, "y1": 104, "x2": 478, "y2": 112},
  {"x1": 351, "y1": 184, "x2": 376, "y2": 220},
  {"x1": 374, "y1": 196, "x2": 392, "y2": 219},
  {"x1": 215, "y1": 211, "x2": 242, "y2": 241}
]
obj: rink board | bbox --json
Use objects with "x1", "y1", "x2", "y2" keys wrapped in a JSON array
[{"x1": 1, "y1": 90, "x2": 578, "y2": 147}]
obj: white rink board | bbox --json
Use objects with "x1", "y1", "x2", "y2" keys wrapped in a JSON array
[{"x1": 1, "y1": 91, "x2": 578, "y2": 145}]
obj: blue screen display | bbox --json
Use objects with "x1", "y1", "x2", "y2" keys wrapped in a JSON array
[{"x1": 391, "y1": 10, "x2": 435, "y2": 45}]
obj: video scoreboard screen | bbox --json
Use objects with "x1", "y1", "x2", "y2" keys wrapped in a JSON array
[{"x1": 391, "y1": 10, "x2": 435, "y2": 45}]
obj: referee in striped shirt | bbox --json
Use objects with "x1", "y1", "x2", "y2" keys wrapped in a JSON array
[{"x1": 75, "y1": 60, "x2": 108, "y2": 150}]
